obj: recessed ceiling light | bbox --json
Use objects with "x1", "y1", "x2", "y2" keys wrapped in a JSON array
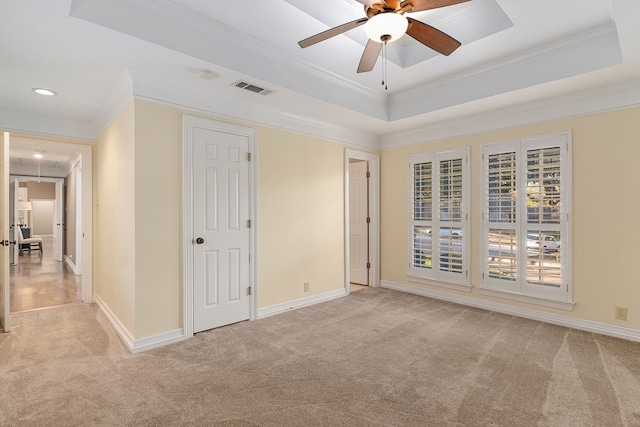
[{"x1": 32, "y1": 88, "x2": 57, "y2": 96}]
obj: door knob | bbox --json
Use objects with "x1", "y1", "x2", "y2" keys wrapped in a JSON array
[{"x1": 195, "y1": 237, "x2": 205, "y2": 244}]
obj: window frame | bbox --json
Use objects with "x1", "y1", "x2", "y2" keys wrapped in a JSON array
[
  {"x1": 481, "y1": 132, "x2": 572, "y2": 309},
  {"x1": 408, "y1": 147, "x2": 470, "y2": 291}
]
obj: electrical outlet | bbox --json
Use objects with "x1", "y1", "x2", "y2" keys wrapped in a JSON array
[
  {"x1": 615, "y1": 306, "x2": 628, "y2": 321},
  {"x1": 304, "y1": 282, "x2": 310, "y2": 292}
]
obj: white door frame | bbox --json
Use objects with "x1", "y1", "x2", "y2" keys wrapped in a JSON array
[
  {"x1": 344, "y1": 149, "x2": 380, "y2": 293},
  {"x1": 9, "y1": 137, "x2": 93, "y2": 304},
  {"x1": 183, "y1": 115, "x2": 258, "y2": 339}
]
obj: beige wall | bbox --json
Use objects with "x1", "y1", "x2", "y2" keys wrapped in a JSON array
[
  {"x1": 256, "y1": 126, "x2": 345, "y2": 308},
  {"x1": 133, "y1": 101, "x2": 182, "y2": 338},
  {"x1": 31, "y1": 200, "x2": 54, "y2": 235},
  {"x1": 381, "y1": 107, "x2": 640, "y2": 330},
  {"x1": 27, "y1": 181, "x2": 55, "y2": 200},
  {"x1": 97, "y1": 99, "x2": 347, "y2": 339},
  {"x1": 94, "y1": 101, "x2": 136, "y2": 335}
]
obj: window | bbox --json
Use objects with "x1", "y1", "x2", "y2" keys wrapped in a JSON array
[
  {"x1": 409, "y1": 148, "x2": 469, "y2": 290},
  {"x1": 482, "y1": 133, "x2": 571, "y2": 307}
]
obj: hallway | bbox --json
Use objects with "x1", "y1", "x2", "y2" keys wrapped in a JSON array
[{"x1": 10, "y1": 236, "x2": 82, "y2": 313}]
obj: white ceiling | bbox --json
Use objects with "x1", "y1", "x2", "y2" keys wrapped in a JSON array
[{"x1": 1, "y1": 0, "x2": 640, "y2": 151}]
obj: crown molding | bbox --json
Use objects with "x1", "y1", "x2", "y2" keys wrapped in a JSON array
[
  {"x1": 388, "y1": 23, "x2": 622, "y2": 121},
  {"x1": 93, "y1": 67, "x2": 134, "y2": 138},
  {"x1": 380, "y1": 77, "x2": 640, "y2": 149},
  {"x1": 0, "y1": 110, "x2": 97, "y2": 141},
  {"x1": 128, "y1": 68, "x2": 379, "y2": 149}
]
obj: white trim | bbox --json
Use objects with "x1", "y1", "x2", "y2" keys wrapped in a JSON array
[
  {"x1": 129, "y1": 68, "x2": 378, "y2": 149},
  {"x1": 182, "y1": 115, "x2": 257, "y2": 340},
  {"x1": 380, "y1": 78, "x2": 640, "y2": 150},
  {"x1": 390, "y1": 24, "x2": 619, "y2": 106},
  {"x1": 257, "y1": 288, "x2": 347, "y2": 319},
  {"x1": 94, "y1": 68, "x2": 134, "y2": 138},
  {"x1": 381, "y1": 280, "x2": 640, "y2": 343},
  {"x1": 64, "y1": 255, "x2": 80, "y2": 276},
  {"x1": 407, "y1": 275, "x2": 472, "y2": 293},
  {"x1": 94, "y1": 295, "x2": 185, "y2": 353},
  {"x1": 130, "y1": 329, "x2": 185, "y2": 354},
  {"x1": 94, "y1": 294, "x2": 135, "y2": 352},
  {"x1": 344, "y1": 149, "x2": 380, "y2": 294},
  {"x1": 479, "y1": 287, "x2": 574, "y2": 311}
]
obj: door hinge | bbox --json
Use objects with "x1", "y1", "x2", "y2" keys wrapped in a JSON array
[
  {"x1": 366, "y1": 217, "x2": 371, "y2": 224},
  {"x1": 247, "y1": 152, "x2": 252, "y2": 161},
  {"x1": 247, "y1": 286, "x2": 252, "y2": 296},
  {"x1": 366, "y1": 262, "x2": 371, "y2": 269},
  {"x1": 366, "y1": 171, "x2": 371, "y2": 178},
  {"x1": 482, "y1": 272, "x2": 485, "y2": 279},
  {"x1": 247, "y1": 219, "x2": 252, "y2": 228}
]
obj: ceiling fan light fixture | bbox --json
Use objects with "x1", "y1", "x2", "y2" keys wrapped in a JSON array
[{"x1": 365, "y1": 13, "x2": 408, "y2": 43}]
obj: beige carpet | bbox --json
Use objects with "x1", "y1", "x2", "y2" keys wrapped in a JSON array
[{"x1": 1, "y1": 287, "x2": 640, "y2": 426}]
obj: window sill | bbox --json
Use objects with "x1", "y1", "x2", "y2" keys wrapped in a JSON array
[
  {"x1": 407, "y1": 275, "x2": 472, "y2": 293},
  {"x1": 480, "y1": 287, "x2": 575, "y2": 311}
]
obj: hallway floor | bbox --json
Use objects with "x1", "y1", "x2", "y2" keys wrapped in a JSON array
[{"x1": 10, "y1": 236, "x2": 82, "y2": 313}]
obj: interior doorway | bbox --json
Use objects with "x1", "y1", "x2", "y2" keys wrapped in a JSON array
[
  {"x1": 344, "y1": 149, "x2": 380, "y2": 294},
  {"x1": 10, "y1": 177, "x2": 76, "y2": 313},
  {"x1": 7, "y1": 135, "x2": 92, "y2": 317}
]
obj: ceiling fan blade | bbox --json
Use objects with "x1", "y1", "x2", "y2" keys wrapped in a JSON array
[
  {"x1": 357, "y1": 40, "x2": 382, "y2": 73},
  {"x1": 298, "y1": 18, "x2": 368, "y2": 48},
  {"x1": 406, "y1": 17, "x2": 461, "y2": 56},
  {"x1": 405, "y1": 0, "x2": 470, "y2": 12}
]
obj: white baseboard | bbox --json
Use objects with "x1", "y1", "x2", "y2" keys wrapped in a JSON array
[
  {"x1": 381, "y1": 280, "x2": 640, "y2": 343},
  {"x1": 64, "y1": 256, "x2": 81, "y2": 276},
  {"x1": 94, "y1": 294, "x2": 135, "y2": 351},
  {"x1": 258, "y1": 288, "x2": 347, "y2": 319},
  {"x1": 94, "y1": 294, "x2": 185, "y2": 353},
  {"x1": 131, "y1": 328, "x2": 185, "y2": 354}
]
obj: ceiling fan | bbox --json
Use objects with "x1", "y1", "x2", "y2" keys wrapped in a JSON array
[{"x1": 298, "y1": 0, "x2": 469, "y2": 73}]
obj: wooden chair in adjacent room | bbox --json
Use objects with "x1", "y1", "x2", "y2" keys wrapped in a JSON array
[{"x1": 16, "y1": 226, "x2": 43, "y2": 255}]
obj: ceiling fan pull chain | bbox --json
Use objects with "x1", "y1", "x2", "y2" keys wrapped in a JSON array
[{"x1": 382, "y1": 40, "x2": 388, "y2": 90}]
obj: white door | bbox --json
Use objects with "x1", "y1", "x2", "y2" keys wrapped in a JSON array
[
  {"x1": 193, "y1": 125, "x2": 251, "y2": 333},
  {"x1": 55, "y1": 180, "x2": 64, "y2": 262},
  {"x1": 349, "y1": 161, "x2": 369, "y2": 285},
  {"x1": 1, "y1": 133, "x2": 10, "y2": 332}
]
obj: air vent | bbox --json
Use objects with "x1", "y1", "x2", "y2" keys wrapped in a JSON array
[{"x1": 232, "y1": 80, "x2": 274, "y2": 96}]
